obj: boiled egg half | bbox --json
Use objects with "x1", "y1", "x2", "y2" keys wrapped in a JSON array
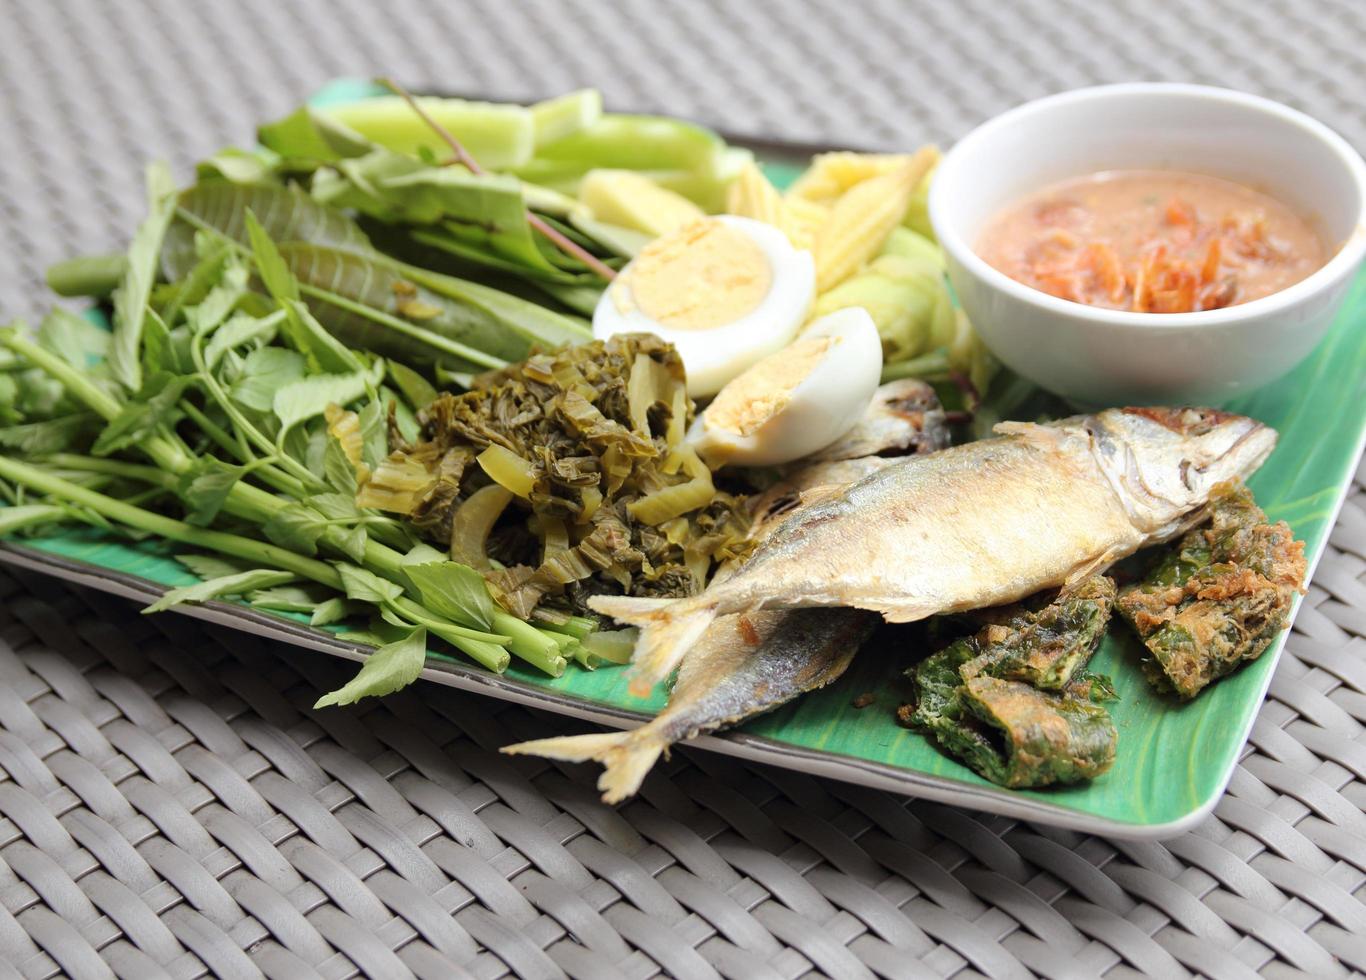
[
  {"x1": 688, "y1": 307, "x2": 883, "y2": 467},
  {"x1": 592, "y1": 215, "x2": 815, "y2": 396}
]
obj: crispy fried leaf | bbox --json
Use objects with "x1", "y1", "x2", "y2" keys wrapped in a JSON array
[
  {"x1": 908, "y1": 576, "x2": 1119, "y2": 788},
  {"x1": 1117, "y1": 483, "x2": 1307, "y2": 698}
]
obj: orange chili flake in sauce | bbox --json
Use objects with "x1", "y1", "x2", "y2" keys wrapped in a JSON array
[{"x1": 977, "y1": 170, "x2": 1326, "y2": 313}]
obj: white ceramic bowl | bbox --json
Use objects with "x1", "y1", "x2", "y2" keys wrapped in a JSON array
[{"x1": 930, "y1": 84, "x2": 1366, "y2": 406}]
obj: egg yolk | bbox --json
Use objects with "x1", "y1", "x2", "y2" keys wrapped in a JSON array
[
  {"x1": 705, "y1": 333, "x2": 834, "y2": 435},
  {"x1": 613, "y1": 218, "x2": 773, "y2": 330}
]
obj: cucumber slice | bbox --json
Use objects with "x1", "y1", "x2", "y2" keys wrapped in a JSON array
[
  {"x1": 530, "y1": 114, "x2": 724, "y2": 173},
  {"x1": 319, "y1": 96, "x2": 535, "y2": 170},
  {"x1": 531, "y1": 89, "x2": 603, "y2": 148}
]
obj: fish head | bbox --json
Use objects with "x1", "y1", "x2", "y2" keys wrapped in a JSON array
[{"x1": 1090, "y1": 407, "x2": 1277, "y2": 534}]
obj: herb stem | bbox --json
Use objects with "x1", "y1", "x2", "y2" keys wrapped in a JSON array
[
  {"x1": 377, "y1": 76, "x2": 617, "y2": 283},
  {"x1": 39, "y1": 453, "x2": 177, "y2": 488},
  {"x1": 0, "y1": 456, "x2": 343, "y2": 587}
]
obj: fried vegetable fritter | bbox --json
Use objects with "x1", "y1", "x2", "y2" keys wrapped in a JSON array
[{"x1": 1116, "y1": 481, "x2": 1305, "y2": 699}]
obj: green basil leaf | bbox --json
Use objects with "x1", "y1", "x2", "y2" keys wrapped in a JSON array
[
  {"x1": 244, "y1": 207, "x2": 300, "y2": 305},
  {"x1": 176, "y1": 457, "x2": 244, "y2": 526},
  {"x1": 0, "y1": 414, "x2": 98, "y2": 455},
  {"x1": 230, "y1": 347, "x2": 306, "y2": 412},
  {"x1": 307, "y1": 492, "x2": 362, "y2": 520},
  {"x1": 357, "y1": 398, "x2": 386, "y2": 468},
  {"x1": 185, "y1": 259, "x2": 249, "y2": 336},
  {"x1": 401, "y1": 542, "x2": 448, "y2": 566},
  {"x1": 314, "y1": 626, "x2": 427, "y2": 708},
  {"x1": 144, "y1": 568, "x2": 294, "y2": 614},
  {"x1": 322, "y1": 433, "x2": 358, "y2": 494},
  {"x1": 336, "y1": 525, "x2": 369, "y2": 563},
  {"x1": 197, "y1": 147, "x2": 282, "y2": 185},
  {"x1": 177, "y1": 552, "x2": 254, "y2": 580},
  {"x1": 310, "y1": 596, "x2": 356, "y2": 626},
  {"x1": 335, "y1": 562, "x2": 404, "y2": 603},
  {"x1": 248, "y1": 582, "x2": 335, "y2": 613},
  {"x1": 204, "y1": 311, "x2": 281, "y2": 370},
  {"x1": 141, "y1": 309, "x2": 195, "y2": 377},
  {"x1": 273, "y1": 370, "x2": 370, "y2": 434},
  {"x1": 37, "y1": 308, "x2": 109, "y2": 370},
  {"x1": 386, "y1": 360, "x2": 439, "y2": 413},
  {"x1": 111, "y1": 161, "x2": 178, "y2": 392},
  {"x1": 92, "y1": 372, "x2": 190, "y2": 456},
  {"x1": 402, "y1": 560, "x2": 495, "y2": 630},
  {"x1": 261, "y1": 502, "x2": 329, "y2": 555}
]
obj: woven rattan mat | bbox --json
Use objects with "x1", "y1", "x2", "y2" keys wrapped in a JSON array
[{"x1": 3, "y1": 1, "x2": 1366, "y2": 976}]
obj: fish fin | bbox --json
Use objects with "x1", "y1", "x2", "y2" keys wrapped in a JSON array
[
  {"x1": 588, "y1": 593, "x2": 723, "y2": 696},
  {"x1": 501, "y1": 729, "x2": 664, "y2": 804},
  {"x1": 993, "y1": 420, "x2": 1067, "y2": 450},
  {"x1": 587, "y1": 595, "x2": 675, "y2": 627},
  {"x1": 1063, "y1": 546, "x2": 1127, "y2": 587}
]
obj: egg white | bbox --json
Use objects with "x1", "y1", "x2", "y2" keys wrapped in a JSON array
[
  {"x1": 689, "y1": 306, "x2": 884, "y2": 467},
  {"x1": 591, "y1": 215, "x2": 815, "y2": 396}
]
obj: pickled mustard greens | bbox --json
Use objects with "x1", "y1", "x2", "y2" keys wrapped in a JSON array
[
  {"x1": 1116, "y1": 482, "x2": 1307, "y2": 699},
  {"x1": 364, "y1": 334, "x2": 752, "y2": 619},
  {"x1": 906, "y1": 576, "x2": 1119, "y2": 787}
]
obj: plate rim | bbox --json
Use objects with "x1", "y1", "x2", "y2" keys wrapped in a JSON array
[{"x1": 3, "y1": 99, "x2": 1362, "y2": 838}]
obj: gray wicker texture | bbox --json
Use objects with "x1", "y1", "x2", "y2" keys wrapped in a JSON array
[{"x1": 2, "y1": 0, "x2": 1366, "y2": 976}]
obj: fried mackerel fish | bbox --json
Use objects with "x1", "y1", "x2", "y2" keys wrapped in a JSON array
[
  {"x1": 599, "y1": 406, "x2": 1277, "y2": 695},
  {"x1": 1116, "y1": 482, "x2": 1306, "y2": 699},
  {"x1": 906, "y1": 575, "x2": 1119, "y2": 788},
  {"x1": 359, "y1": 333, "x2": 752, "y2": 619}
]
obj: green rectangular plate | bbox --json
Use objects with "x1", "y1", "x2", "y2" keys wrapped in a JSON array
[{"x1": 3, "y1": 85, "x2": 1364, "y2": 837}]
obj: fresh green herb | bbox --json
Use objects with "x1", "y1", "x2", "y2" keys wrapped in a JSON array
[
  {"x1": 145, "y1": 568, "x2": 296, "y2": 614},
  {"x1": 314, "y1": 627, "x2": 428, "y2": 708}
]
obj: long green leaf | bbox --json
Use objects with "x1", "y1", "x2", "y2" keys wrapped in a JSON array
[
  {"x1": 164, "y1": 182, "x2": 372, "y2": 280},
  {"x1": 111, "y1": 162, "x2": 178, "y2": 392},
  {"x1": 279, "y1": 243, "x2": 532, "y2": 368}
]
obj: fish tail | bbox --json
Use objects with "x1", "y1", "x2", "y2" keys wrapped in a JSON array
[
  {"x1": 588, "y1": 594, "x2": 720, "y2": 696},
  {"x1": 501, "y1": 729, "x2": 665, "y2": 804}
]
